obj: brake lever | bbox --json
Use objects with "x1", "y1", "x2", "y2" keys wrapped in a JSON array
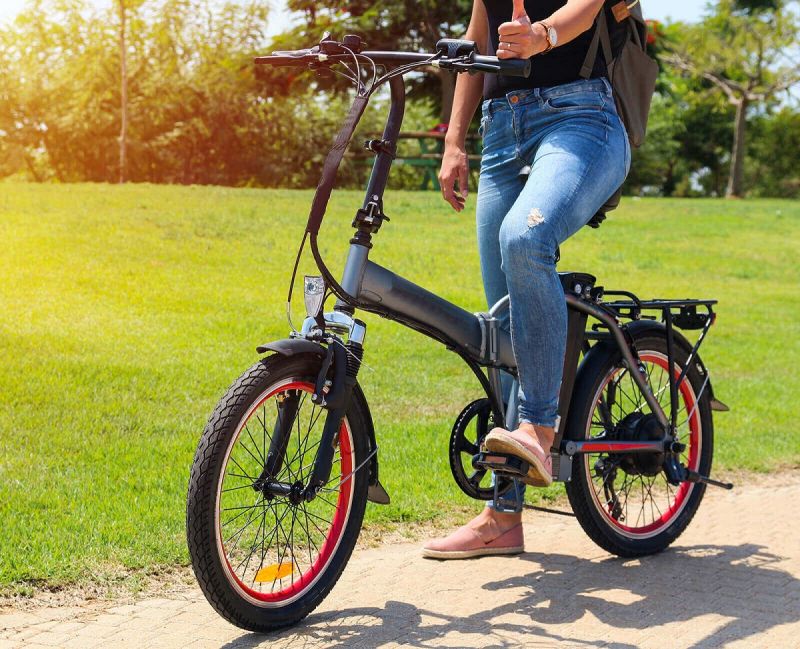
[
  {"x1": 436, "y1": 55, "x2": 471, "y2": 71},
  {"x1": 439, "y1": 56, "x2": 499, "y2": 76}
]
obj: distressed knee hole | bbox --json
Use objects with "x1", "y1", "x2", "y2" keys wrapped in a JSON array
[{"x1": 527, "y1": 208, "x2": 544, "y2": 228}]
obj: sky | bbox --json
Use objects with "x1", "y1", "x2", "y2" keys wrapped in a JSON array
[{"x1": 0, "y1": 1, "x2": 709, "y2": 30}]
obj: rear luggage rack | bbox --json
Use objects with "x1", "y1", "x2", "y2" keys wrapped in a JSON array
[{"x1": 599, "y1": 294, "x2": 717, "y2": 328}]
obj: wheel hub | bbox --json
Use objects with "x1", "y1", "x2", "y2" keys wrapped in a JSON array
[{"x1": 614, "y1": 412, "x2": 665, "y2": 477}]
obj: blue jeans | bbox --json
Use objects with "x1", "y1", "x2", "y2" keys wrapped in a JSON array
[{"x1": 478, "y1": 77, "x2": 630, "y2": 512}]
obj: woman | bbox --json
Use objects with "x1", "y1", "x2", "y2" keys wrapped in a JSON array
[{"x1": 423, "y1": 0, "x2": 630, "y2": 559}]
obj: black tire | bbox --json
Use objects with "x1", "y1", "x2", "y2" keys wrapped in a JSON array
[
  {"x1": 186, "y1": 353, "x2": 370, "y2": 632},
  {"x1": 565, "y1": 328, "x2": 713, "y2": 557}
]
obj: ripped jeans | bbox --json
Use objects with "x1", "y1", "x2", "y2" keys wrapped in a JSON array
[{"x1": 476, "y1": 77, "x2": 630, "y2": 512}]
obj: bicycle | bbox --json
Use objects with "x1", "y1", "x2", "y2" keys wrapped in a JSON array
[{"x1": 186, "y1": 35, "x2": 731, "y2": 632}]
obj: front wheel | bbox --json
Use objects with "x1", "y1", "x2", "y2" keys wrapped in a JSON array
[
  {"x1": 565, "y1": 329, "x2": 713, "y2": 557},
  {"x1": 186, "y1": 353, "x2": 370, "y2": 632}
]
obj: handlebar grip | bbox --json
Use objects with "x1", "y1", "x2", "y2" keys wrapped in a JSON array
[
  {"x1": 498, "y1": 58, "x2": 532, "y2": 78},
  {"x1": 473, "y1": 55, "x2": 531, "y2": 78},
  {"x1": 254, "y1": 50, "x2": 314, "y2": 66}
]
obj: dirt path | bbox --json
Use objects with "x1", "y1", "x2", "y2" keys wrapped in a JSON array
[{"x1": 2, "y1": 476, "x2": 800, "y2": 649}]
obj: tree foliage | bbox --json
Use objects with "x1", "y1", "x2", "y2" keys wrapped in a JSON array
[
  {"x1": 664, "y1": 0, "x2": 800, "y2": 196},
  {"x1": 0, "y1": 0, "x2": 798, "y2": 196},
  {"x1": 269, "y1": 0, "x2": 473, "y2": 120}
]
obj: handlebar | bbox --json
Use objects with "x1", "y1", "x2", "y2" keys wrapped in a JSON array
[{"x1": 255, "y1": 47, "x2": 531, "y2": 78}]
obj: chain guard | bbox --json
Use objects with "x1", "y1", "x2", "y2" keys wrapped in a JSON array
[{"x1": 449, "y1": 398, "x2": 513, "y2": 500}]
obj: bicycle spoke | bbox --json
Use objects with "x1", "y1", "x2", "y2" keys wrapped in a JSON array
[
  {"x1": 222, "y1": 483, "x2": 257, "y2": 494},
  {"x1": 215, "y1": 380, "x2": 356, "y2": 604},
  {"x1": 228, "y1": 455, "x2": 256, "y2": 482},
  {"x1": 225, "y1": 497, "x2": 264, "y2": 551},
  {"x1": 298, "y1": 504, "x2": 316, "y2": 567},
  {"x1": 226, "y1": 471, "x2": 256, "y2": 481},
  {"x1": 237, "y1": 509, "x2": 267, "y2": 576},
  {"x1": 302, "y1": 502, "x2": 330, "y2": 539},
  {"x1": 584, "y1": 351, "x2": 702, "y2": 537},
  {"x1": 235, "y1": 432, "x2": 265, "y2": 473}
]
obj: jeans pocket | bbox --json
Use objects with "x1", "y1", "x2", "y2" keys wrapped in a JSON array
[
  {"x1": 479, "y1": 114, "x2": 490, "y2": 137},
  {"x1": 544, "y1": 91, "x2": 605, "y2": 113}
]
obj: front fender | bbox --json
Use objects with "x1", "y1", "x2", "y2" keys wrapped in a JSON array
[
  {"x1": 256, "y1": 338, "x2": 326, "y2": 357},
  {"x1": 255, "y1": 336, "x2": 390, "y2": 503}
]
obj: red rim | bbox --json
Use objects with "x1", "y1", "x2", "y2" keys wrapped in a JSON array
[
  {"x1": 216, "y1": 380, "x2": 355, "y2": 604},
  {"x1": 587, "y1": 352, "x2": 701, "y2": 538}
]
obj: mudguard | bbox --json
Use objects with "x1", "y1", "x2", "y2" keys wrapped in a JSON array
[
  {"x1": 586, "y1": 319, "x2": 728, "y2": 412},
  {"x1": 256, "y1": 337, "x2": 390, "y2": 504},
  {"x1": 627, "y1": 320, "x2": 728, "y2": 411},
  {"x1": 256, "y1": 338, "x2": 326, "y2": 357}
]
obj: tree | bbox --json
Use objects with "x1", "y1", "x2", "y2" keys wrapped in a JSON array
[
  {"x1": 664, "y1": 0, "x2": 800, "y2": 197},
  {"x1": 118, "y1": 0, "x2": 130, "y2": 183},
  {"x1": 269, "y1": 1, "x2": 473, "y2": 121},
  {"x1": 747, "y1": 108, "x2": 800, "y2": 197}
]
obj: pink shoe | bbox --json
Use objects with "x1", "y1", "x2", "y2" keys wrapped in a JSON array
[
  {"x1": 422, "y1": 523, "x2": 524, "y2": 560},
  {"x1": 483, "y1": 427, "x2": 554, "y2": 487}
]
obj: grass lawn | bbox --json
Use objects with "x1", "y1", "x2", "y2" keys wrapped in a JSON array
[{"x1": 1, "y1": 182, "x2": 798, "y2": 592}]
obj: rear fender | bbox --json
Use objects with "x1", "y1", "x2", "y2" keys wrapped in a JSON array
[
  {"x1": 625, "y1": 320, "x2": 728, "y2": 411},
  {"x1": 586, "y1": 319, "x2": 727, "y2": 411}
]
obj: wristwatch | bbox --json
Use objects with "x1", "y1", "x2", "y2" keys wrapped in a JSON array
[{"x1": 536, "y1": 21, "x2": 558, "y2": 53}]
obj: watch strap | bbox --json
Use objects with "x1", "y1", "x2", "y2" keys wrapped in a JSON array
[{"x1": 536, "y1": 21, "x2": 555, "y2": 53}]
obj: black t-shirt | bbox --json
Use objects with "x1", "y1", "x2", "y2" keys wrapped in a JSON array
[{"x1": 482, "y1": 0, "x2": 605, "y2": 99}]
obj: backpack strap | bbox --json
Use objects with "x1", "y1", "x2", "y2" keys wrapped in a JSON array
[
  {"x1": 579, "y1": 15, "x2": 601, "y2": 78},
  {"x1": 579, "y1": 7, "x2": 614, "y2": 80}
]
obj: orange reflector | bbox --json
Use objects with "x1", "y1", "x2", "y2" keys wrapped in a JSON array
[{"x1": 255, "y1": 563, "x2": 293, "y2": 582}]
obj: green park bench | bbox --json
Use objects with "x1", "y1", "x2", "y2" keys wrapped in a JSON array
[
  {"x1": 394, "y1": 131, "x2": 482, "y2": 191},
  {"x1": 349, "y1": 131, "x2": 482, "y2": 191}
]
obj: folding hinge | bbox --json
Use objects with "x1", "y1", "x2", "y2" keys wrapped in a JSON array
[
  {"x1": 352, "y1": 196, "x2": 390, "y2": 234},
  {"x1": 475, "y1": 312, "x2": 499, "y2": 365},
  {"x1": 363, "y1": 139, "x2": 396, "y2": 158}
]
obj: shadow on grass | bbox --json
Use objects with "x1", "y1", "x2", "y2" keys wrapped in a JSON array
[{"x1": 221, "y1": 543, "x2": 798, "y2": 649}]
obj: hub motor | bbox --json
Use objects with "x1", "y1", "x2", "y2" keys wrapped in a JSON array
[{"x1": 614, "y1": 412, "x2": 665, "y2": 476}]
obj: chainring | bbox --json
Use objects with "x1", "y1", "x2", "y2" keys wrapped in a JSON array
[{"x1": 448, "y1": 398, "x2": 513, "y2": 500}]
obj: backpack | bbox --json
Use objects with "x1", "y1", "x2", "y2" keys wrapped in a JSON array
[{"x1": 582, "y1": 0, "x2": 659, "y2": 227}]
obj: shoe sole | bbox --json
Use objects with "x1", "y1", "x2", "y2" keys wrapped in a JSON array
[
  {"x1": 484, "y1": 433, "x2": 553, "y2": 487},
  {"x1": 421, "y1": 545, "x2": 524, "y2": 560}
]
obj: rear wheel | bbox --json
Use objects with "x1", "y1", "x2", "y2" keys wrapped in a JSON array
[
  {"x1": 187, "y1": 354, "x2": 370, "y2": 631},
  {"x1": 565, "y1": 330, "x2": 713, "y2": 557}
]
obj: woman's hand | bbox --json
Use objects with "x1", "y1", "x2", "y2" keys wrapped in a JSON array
[
  {"x1": 497, "y1": 0, "x2": 548, "y2": 59},
  {"x1": 439, "y1": 143, "x2": 470, "y2": 212}
]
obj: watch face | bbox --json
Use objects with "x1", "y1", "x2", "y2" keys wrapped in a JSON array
[{"x1": 548, "y1": 26, "x2": 558, "y2": 47}]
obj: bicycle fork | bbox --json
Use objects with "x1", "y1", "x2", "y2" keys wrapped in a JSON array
[{"x1": 257, "y1": 313, "x2": 367, "y2": 504}]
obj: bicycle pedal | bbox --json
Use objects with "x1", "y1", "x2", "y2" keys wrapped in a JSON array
[{"x1": 472, "y1": 451, "x2": 530, "y2": 478}]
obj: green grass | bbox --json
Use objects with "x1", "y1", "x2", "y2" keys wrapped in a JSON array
[{"x1": 1, "y1": 183, "x2": 798, "y2": 591}]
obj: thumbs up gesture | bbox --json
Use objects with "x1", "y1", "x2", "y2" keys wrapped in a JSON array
[
  {"x1": 511, "y1": 0, "x2": 530, "y2": 22},
  {"x1": 497, "y1": 0, "x2": 547, "y2": 59}
]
